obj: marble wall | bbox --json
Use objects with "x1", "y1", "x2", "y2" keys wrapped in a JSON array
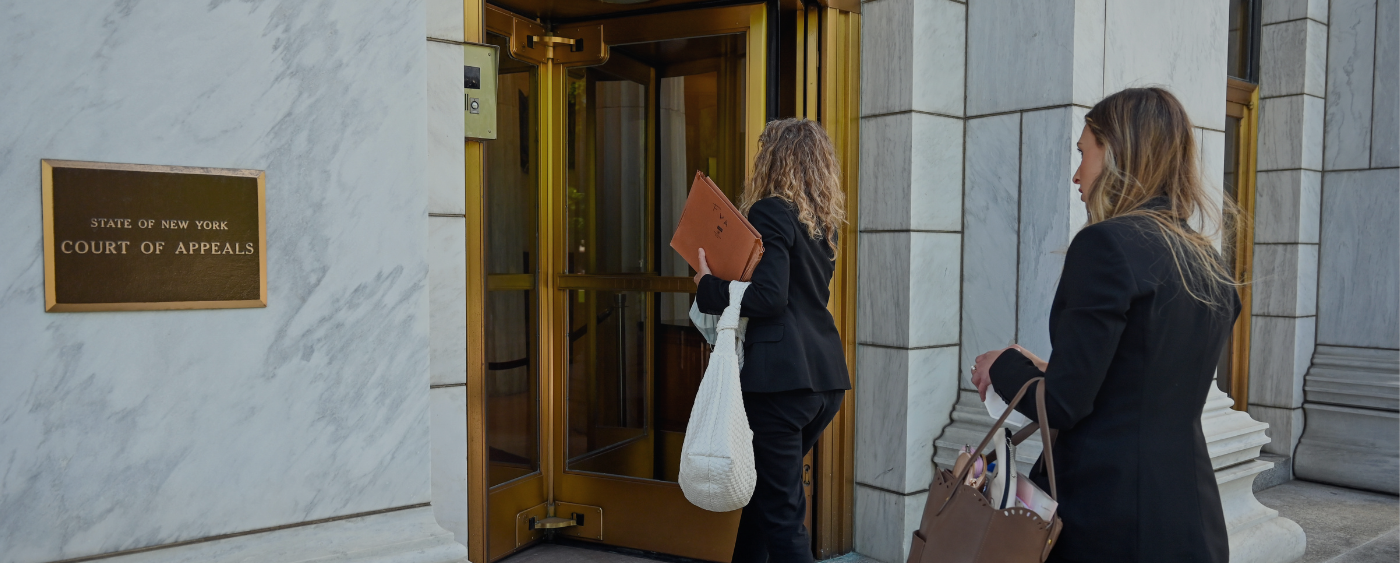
[
  {"x1": 0, "y1": 2, "x2": 465, "y2": 562},
  {"x1": 1292, "y1": 0, "x2": 1400, "y2": 494}
]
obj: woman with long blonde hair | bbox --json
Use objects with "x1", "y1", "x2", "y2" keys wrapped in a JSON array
[
  {"x1": 694, "y1": 118, "x2": 849, "y2": 563},
  {"x1": 970, "y1": 87, "x2": 1240, "y2": 562}
]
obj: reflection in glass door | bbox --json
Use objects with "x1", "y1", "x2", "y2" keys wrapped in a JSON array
[
  {"x1": 485, "y1": 53, "x2": 540, "y2": 487},
  {"x1": 561, "y1": 34, "x2": 748, "y2": 484}
]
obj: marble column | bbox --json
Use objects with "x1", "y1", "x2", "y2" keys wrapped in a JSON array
[
  {"x1": 853, "y1": 1, "x2": 965, "y2": 562},
  {"x1": 1291, "y1": 0, "x2": 1400, "y2": 495},
  {"x1": 1246, "y1": 0, "x2": 1328, "y2": 475}
]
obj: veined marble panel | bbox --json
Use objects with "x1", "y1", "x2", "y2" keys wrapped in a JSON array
[
  {"x1": 1263, "y1": 0, "x2": 1330, "y2": 24},
  {"x1": 1252, "y1": 243, "x2": 1319, "y2": 317},
  {"x1": 1260, "y1": 19, "x2": 1329, "y2": 98},
  {"x1": 1249, "y1": 316, "x2": 1317, "y2": 408},
  {"x1": 1372, "y1": 0, "x2": 1399, "y2": 167},
  {"x1": 429, "y1": 217, "x2": 467, "y2": 386},
  {"x1": 430, "y1": 387, "x2": 469, "y2": 547},
  {"x1": 1198, "y1": 128, "x2": 1228, "y2": 245},
  {"x1": 859, "y1": 0, "x2": 914, "y2": 116},
  {"x1": 1017, "y1": 107, "x2": 1083, "y2": 359},
  {"x1": 858, "y1": 113, "x2": 963, "y2": 231},
  {"x1": 1104, "y1": 0, "x2": 1229, "y2": 131},
  {"x1": 962, "y1": 114, "x2": 1021, "y2": 390},
  {"x1": 859, "y1": 0, "x2": 965, "y2": 117},
  {"x1": 427, "y1": 0, "x2": 466, "y2": 43},
  {"x1": 1254, "y1": 170, "x2": 1322, "y2": 244},
  {"x1": 858, "y1": 232, "x2": 962, "y2": 349},
  {"x1": 428, "y1": 40, "x2": 466, "y2": 215},
  {"x1": 1072, "y1": 0, "x2": 1107, "y2": 107},
  {"x1": 1304, "y1": 345, "x2": 1400, "y2": 412},
  {"x1": 1295, "y1": 403, "x2": 1400, "y2": 494},
  {"x1": 1318, "y1": 169, "x2": 1400, "y2": 348},
  {"x1": 854, "y1": 345, "x2": 959, "y2": 494},
  {"x1": 0, "y1": 2, "x2": 433, "y2": 561},
  {"x1": 854, "y1": 485, "x2": 927, "y2": 563},
  {"x1": 86, "y1": 506, "x2": 465, "y2": 563},
  {"x1": 1324, "y1": 0, "x2": 1378, "y2": 170},
  {"x1": 967, "y1": 0, "x2": 1075, "y2": 115},
  {"x1": 1259, "y1": 94, "x2": 1326, "y2": 171},
  {"x1": 1247, "y1": 404, "x2": 1306, "y2": 456}
]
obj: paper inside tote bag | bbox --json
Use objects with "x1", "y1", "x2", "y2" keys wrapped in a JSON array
[{"x1": 679, "y1": 280, "x2": 756, "y2": 512}]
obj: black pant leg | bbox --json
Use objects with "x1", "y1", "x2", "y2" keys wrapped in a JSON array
[
  {"x1": 732, "y1": 391, "x2": 827, "y2": 563},
  {"x1": 800, "y1": 390, "x2": 845, "y2": 456}
]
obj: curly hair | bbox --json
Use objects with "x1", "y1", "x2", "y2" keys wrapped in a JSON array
[{"x1": 739, "y1": 118, "x2": 847, "y2": 255}]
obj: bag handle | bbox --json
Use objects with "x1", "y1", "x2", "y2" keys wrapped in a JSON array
[
  {"x1": 986, "y1": 423, "x2": 1057, "y2": 464},
  {"x1": 937, "y1": 378, "x2": 1059, "y2": 515}
]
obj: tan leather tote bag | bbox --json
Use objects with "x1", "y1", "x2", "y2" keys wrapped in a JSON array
[{"x1": 906, "y1": 377, "x2": 1062, "y2": 563}]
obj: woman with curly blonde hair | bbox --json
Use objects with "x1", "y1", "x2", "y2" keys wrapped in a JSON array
[{"x1": 694, "y1": 118, "x2": 849, "y2": 563}]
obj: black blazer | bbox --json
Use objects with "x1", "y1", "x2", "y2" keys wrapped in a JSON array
[
  {"x1": 991, "y1": 210, "x2": 1239, "y2": 563},
  {"x1": 696, "y1": 197, "x2": 850, "y2": 393}
]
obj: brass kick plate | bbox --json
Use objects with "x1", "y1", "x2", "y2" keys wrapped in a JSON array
[
  {"x1": 514, "y1": 503, "x2": 548, "y2": 548},
  {"x1": 555, "y1": 502, "x2": 604, "y2": 542}
]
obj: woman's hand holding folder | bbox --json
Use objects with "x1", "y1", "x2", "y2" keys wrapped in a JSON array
[{"x1": 693, "y1": 248, "x2": 713, "y2": 285}]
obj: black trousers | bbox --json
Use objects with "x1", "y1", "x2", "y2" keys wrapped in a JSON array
[{"x1": 732, "y1": 389, "x2": 845, "y2": 563}]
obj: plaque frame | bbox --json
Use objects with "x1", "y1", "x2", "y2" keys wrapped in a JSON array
[{"x1": 41, "y1": 159, "x2": 268, "y2": 312}]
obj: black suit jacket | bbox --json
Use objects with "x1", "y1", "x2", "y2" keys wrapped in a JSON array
[
  {"x1": 696, "y1": 197, "x2": 850, "y2": 393},
  {"x1": 991, "y1": 211, "x2": 1239, "y2": 563}
]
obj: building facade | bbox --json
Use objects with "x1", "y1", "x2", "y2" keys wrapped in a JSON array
[{"x1": 0, "y1": 1, "x2": 1393, "y2": 563}]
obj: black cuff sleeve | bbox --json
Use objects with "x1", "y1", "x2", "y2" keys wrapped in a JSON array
[
  {"x1": 990, "y1": 349, "x2": 1044, "y2": 422},
  {"x1": 695, "y1": 274, "x2": 730, "y2": 315}
]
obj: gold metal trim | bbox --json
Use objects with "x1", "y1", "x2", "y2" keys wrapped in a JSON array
[
  {"x1": 488, "y1": 273, "x2": 536, "y2": 291},
  {"x1": 745, "y1": 4, "x2": 766, "y2": 175},
  {"x1": 549, "y1": 24, "x2": 609, "y2": 67},
  {"x1": 464, "y1": 135, "x2": 490, "y2": 563},
  {"x1": 1229, "y1": 80, "x2": 1259, "y2": 412},
  {"x1": 556, "y1": 501, "x2": 604, "y2": 541},
  {"x1": 465, "y1": 0, "x2": 483, "y2": 43},
  {"x1": 813, "y1": 8, "x2": 860, "y2": 556},
  {"x1": 555, "y1": 275, "x2": 696, "y2": 293},
  {"x1": 40, "y1": 159, "x2": 268, "y2": 313},
  {"x1": 585, "y1": 4, "x2": 760, "y2": 46}
]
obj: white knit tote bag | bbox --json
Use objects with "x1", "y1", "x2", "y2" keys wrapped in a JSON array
[{"x1": 678, "y1": 280, "x2": 757, "y2": 512}]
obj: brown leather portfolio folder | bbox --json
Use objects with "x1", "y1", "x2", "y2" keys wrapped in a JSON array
[{"x1": 670, "y1": 171, "x2": 764, "y2": 282}]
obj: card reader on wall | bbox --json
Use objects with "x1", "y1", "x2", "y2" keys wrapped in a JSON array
[{"x1": 464, "y1": 43, "x2": 498, "y2": 140}]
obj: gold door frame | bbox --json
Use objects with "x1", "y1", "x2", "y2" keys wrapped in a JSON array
[
  {"x1": 809, "y1": 8, "x2": 861, "y2": 557},
  {"x1": 1225, "y1": 78, "x2": 1259, "y2": 411}
]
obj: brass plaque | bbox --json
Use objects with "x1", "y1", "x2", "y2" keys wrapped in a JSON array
[{"x1": 41, "y1": 159, "x2": 267, "y2": 312}]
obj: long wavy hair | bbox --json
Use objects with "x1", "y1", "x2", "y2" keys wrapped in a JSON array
[
  {"x1": 740, "y1": 118, "x2": 846, "y2": 256},
  {"x1": 1082, "y1": 87, "x2": 1242, "y2": 308}
]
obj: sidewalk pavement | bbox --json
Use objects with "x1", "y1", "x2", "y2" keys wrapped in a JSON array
[
  {"x1": 501, "y1": 479, "x2": 1398, "y2": 563},
  {"x1": 1256, "y1": 480, "x2": 1398, "y2": 563}
]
